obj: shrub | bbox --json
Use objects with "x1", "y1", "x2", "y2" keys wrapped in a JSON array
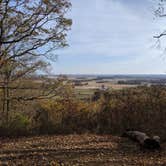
[{"x1": 7, "y1": 113, "x2": 31, "y2": 136}]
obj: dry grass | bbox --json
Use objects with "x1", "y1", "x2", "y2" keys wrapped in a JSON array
[
  {"x1": 75, "y1": 81, "x2": 137, "y2": 90},
  {"x1": 74, "y1": 81, "x2": 137, "y2": 100},
  {"x1": 0, "y1": 135, "x2": 166, "y2": 166}
]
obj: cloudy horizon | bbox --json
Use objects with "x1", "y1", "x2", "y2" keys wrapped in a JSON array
[{"x1": 52, "y1": 0, "x2": 166, "y2": 75}]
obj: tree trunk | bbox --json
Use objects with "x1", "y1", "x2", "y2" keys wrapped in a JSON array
[
  {"x1": 123, "y1": 130, "x2": 160, "y2": 150},
  {"x1": 2, "y1": 77, "x2": 10, "y2": 125},
  {"x1": 2, "y1": 86, "x2": 6, "y2": 124},
  {"x1": 6, "y1": 82, "x2": 10, "y2": 125}
]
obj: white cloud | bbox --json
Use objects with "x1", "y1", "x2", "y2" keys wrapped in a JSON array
[{"x1": 53, "y1": 0, "x2": 166, "y2": 74}]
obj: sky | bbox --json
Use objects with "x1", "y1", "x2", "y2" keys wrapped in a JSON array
[{"x1": 52, "y1": 0, "x2": 166, "y2": 74}]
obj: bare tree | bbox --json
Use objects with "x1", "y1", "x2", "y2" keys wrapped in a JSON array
[{"x1": 154, "y1": 0, "x2": 166, "y2": 39}]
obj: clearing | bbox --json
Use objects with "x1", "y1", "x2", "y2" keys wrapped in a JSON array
[{"x1": 0, "y1": 134, "x2": 166, "y2": 166}]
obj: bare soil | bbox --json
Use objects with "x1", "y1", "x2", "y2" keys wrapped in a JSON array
[{"x1": 0, "y1": 134, "x2": 166, "y2": 166}]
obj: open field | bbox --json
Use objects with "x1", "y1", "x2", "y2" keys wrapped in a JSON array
[
  {"x1": 74, "y1": 88, "x2": 96, "y2": 100},
  {"x1": 0, "y1": 135, "x2": 166, "y2": 166},
  {"x1": 75, "y1": 80, "x2": 137, "y2": 90},
  {"x1": 74, "y1": 80, "x2": 138, "y2": 100}
]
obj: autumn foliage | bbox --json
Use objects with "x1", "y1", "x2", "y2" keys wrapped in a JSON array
[{"x1": 0, "y1": 85, "x2": 166, "y2": 139}]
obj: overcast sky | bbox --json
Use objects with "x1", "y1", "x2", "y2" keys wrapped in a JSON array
[{"x1": 53, "y1": 0, "x2": 166, "y2": 74}]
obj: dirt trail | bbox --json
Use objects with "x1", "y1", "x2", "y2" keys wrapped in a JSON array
[{"x1": 0, "y1": 135, "x2": 165, "y2": 166}]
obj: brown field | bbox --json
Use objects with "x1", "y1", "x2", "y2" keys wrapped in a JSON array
[
  {"x1": 75, "y1": 80, "x2": 137, "y2": 90},
  {"x1": 74, "y1": 80, "x2": 137, "y2": 100},
  {"x1": 0, "y1": 135, "x2": 166, "y2": 166}
]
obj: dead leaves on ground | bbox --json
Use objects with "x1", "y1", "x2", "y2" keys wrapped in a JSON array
[{"x1": 0, "y1": 135, "x2": 165, "y2": 165}]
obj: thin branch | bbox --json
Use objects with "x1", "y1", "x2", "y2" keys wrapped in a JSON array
[{"x1": 154, "y1": 33, "x2": 166, "y2": 38}]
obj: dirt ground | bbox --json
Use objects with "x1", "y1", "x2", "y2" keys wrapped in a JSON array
[{"x1": 0, "y1": 134, "x2": 166, "y2": 166}]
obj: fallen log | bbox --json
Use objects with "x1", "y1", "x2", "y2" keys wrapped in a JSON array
[
  {"x1": 153, "y1": 136, "x2": 160, "y2": 143},
  {"x1": 123, "y1": 130, "x2": 161, "y2": 150}
]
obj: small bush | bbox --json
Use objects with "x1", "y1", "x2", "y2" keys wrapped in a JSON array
[{"x1": 0, "y1": 113, "x2": 31, "y2": 136}]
